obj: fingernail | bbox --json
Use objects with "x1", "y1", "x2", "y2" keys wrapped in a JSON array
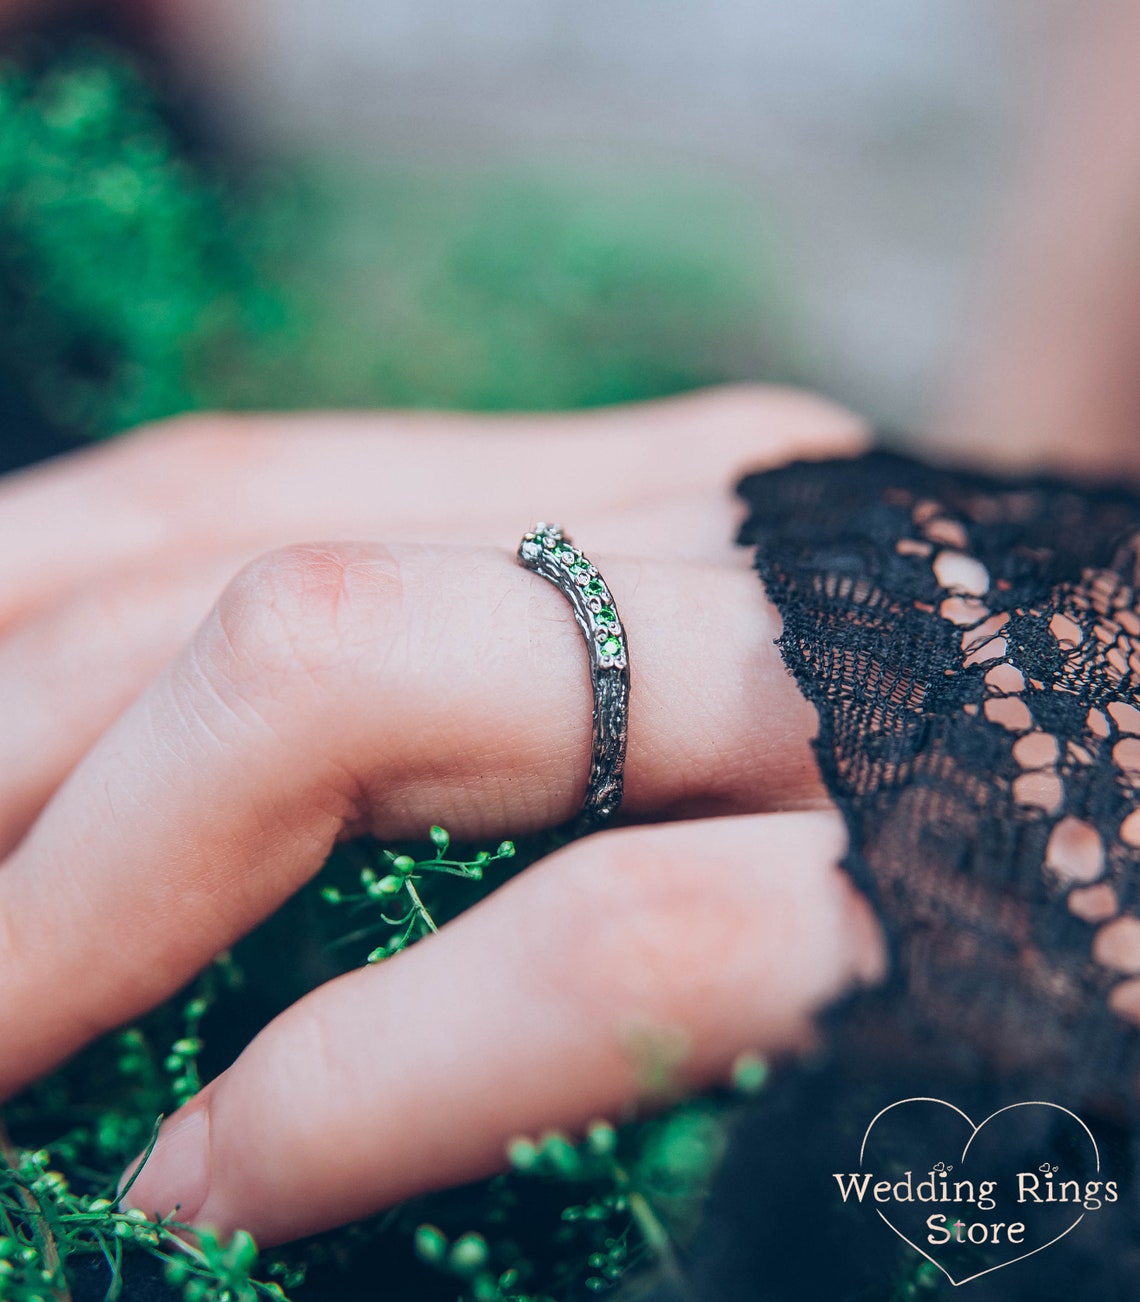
[{"x1": 117, "y1": 1098, "x2": 211, "y2": 1225}]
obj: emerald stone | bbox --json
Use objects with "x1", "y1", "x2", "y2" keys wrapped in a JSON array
[
  {"x1": 584, "y1": 578, "x2": 607, "y2": 597},
  {"x1": 593, "y1": 605, "x2": 616, "y2": 625},
  {"x1": 599, "y1": 635, "x2": 622, "y2": 657}
]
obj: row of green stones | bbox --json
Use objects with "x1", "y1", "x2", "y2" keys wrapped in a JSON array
[{"x1": 540, "y1": 528, "x2": 626, "y2": 665}]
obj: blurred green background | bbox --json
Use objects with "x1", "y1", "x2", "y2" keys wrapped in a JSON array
[{"x1": 0, "y1": 37, "x2": 791, "y2": 467}]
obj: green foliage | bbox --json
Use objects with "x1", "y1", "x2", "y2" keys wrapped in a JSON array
[
  {"x1": 0, "y1": 43, "x2": 289, "y2": 437},
  {"x1": 0, "y1": 827, "x2": 768, "y2": 1300},
  {"x1": 0, "y1": 41, "x2": 783, "y2": 443},
  {"x1": 320, "y1": 830, "x2": 516, "y2": 963},
  {"x1": 0, "y1": 959, "x2": 283, "y2": 1302}
]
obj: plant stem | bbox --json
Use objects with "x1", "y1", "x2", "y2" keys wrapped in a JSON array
[
  {"x1": 0, "y1": 1114, "x2": 72, "y2": 1302},
  {"x1": 613, "y1": 1164, "x2": 684, "y2": 1291},
  {"x1": 404, "y1": 879, "x2": 439, "y2": 934}
]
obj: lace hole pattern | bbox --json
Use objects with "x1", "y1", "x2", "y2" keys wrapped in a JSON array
[{"x1": 735, "y1": 450, "x2": 1140, "y2": 1104}]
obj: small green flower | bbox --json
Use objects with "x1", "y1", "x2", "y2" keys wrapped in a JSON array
[{"x1": 414, "y1": 1224, "x2": 449, "y2": 1264}]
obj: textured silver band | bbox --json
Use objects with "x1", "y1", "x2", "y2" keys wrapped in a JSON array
[{"x1": 517, "y1": 522, "x2": 630, "y2": 838}]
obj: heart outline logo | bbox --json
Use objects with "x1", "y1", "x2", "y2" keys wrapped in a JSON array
[{"x1": 859, "y1": 1097, "x2": 1099, "y2": 1287}]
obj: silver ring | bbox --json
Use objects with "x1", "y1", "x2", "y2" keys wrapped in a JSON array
[{"x1": 517, "y1": 522, "x2": 630, "y2": 838}]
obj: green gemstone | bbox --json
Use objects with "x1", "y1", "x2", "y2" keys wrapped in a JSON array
[
  {"x1": 584, "y1": 577, "x2": 607, "y2": 597},
  {"x1": 599, "y1": 635, "x2": 622, "y2": 657},
  {"x1": 593, "y1": 605, "x2": 616, "y2": 625},
  {"x1": 571, "y1": 560, "x2": 591, "y2": 575}
]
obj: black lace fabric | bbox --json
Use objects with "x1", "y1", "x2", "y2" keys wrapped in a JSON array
[
  {"x1": 735, "y1": 449, "x2": 1140, "y2": 1105},
  {"x1": 652, "y1": 449, "x2": 1140, "y2": 1301}
]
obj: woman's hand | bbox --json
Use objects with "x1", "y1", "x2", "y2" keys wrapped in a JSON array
[{"x1": 0, "y1": 385, "x2": 886, "y2": 1247}]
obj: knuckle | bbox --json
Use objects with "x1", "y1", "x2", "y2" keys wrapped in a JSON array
[
  {"x1": 116, "y1": 414, "x2": 283, "y2": 506},
  {"x1": 128, "y1": 411, "x2": 246, "y2": 459},
  {"x1": 118, "y1": 412, "x2": 240, "y2": 473},
  {"x1": 690, "y1": 381, "x2": 863, "y2": 439},
  {"x1": 212, "y1": 542, "x2": 404, "y2": 688}
]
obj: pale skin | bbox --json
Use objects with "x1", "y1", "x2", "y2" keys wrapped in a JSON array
[{"x1": 0, "y1": 386, "x2": 888, "y2": 1249}]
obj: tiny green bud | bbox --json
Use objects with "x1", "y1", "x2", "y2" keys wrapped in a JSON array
[
  {"x1": 586, "y1": 1277, "x2": 607, "y2": 1292},
  {"x1": 586, "y1": 1120, "x2": 616, "y2": 1156},
  {"x1": 366, "y1": 946, "x2": 387, "y2": 964},
  {"x1": 499, "y1": 1268, "x2": 520, "y2": 1289},
  {"x1": 730, "y1": 1051, "x2": 769, "y2": 1095},
  {"x1": 447, "y1": 1232, "x2": 488, "y2": 1275},
  {"x1": 319, "y1": 886, "x2": 342, "y2": 904},
  {"x1": 413, "y1": 1224, "x2": 449, "y2": 1264},
  {"x1": 472, "y1": 1274, "x2": 500, "y2": 1302},
  {"x1": 163, "y1": 1054, "x2": 184, "y2": 1073},
  {"x1": 164, "y1": 1259, "x2": 190, "y2": 1287},
  {"x1": 185, "y1": 997, "x2": 210, "y2": 1019},
  {"x1": 429, "y1": 824, "x2": 450, "y2": 851},
  {"x1": 539, "y1": 1131, "x2": 580, "y2": 1176},
  {"x1": 393, "y1": 855, "x2": 416, "y2": 873},
  {"x1": 497, "y1": 840, "x2": 515, "y2": 858},
  {"x1": 223, "y1": 1229, "x2": 259, "y2": 1273},
  {"x1": 360, "y1": 867, "x2": 376, "y2": 884},
  {"x1": 124, "y1": 1207, "x2": 149, "y2": 1223},
  {"x1": 172, "y1": 1038, "x2": 203, "y2": 1056},
  {"x1": 506, "y1": 1137, "x2": 538, "y2": 1171}
]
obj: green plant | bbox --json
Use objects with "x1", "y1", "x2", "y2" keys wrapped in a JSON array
[
  {"x1": 0, "y1": 40, "x2": 783, "y2": 445},
  {"x1": 319, "y1": 824, "x2": 516, "y2": 963},
  {"x1": 0, "y1": 824, "x2": 766, "y2": 1302},
  {"x1": 0, "y1": 958, "x2": 282, "y2": 1302}
]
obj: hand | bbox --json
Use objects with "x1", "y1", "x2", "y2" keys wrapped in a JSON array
[{"x1": 0, "y1": 386, "x2": 885, "y2": 1247}]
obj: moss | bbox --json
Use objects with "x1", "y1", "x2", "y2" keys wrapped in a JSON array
[{"x1": 0, "y1": 39, "x2": 787, "y2": 443}]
